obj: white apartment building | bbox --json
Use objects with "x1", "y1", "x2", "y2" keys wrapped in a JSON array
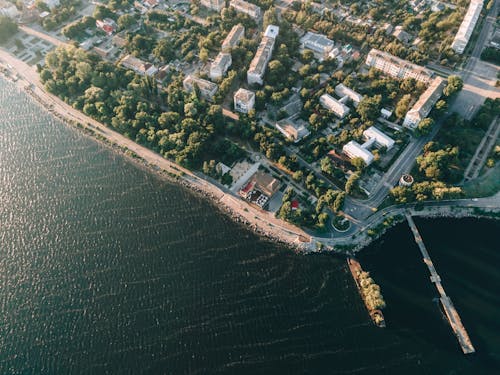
[
  {"x1": 183, "y1": 75, "x2": 219, "y2": 100},
  {"x1": 229, "y1": 0, "x2": 261, "y2": 19},
  {"x1": 451, "y1": 0, "x2": 484, "y2": 54},
  {"x1": 222, "y1": 24, "x2": 245, "y2": 51},
  {"x1": 210, "y1": 52, "x2": 232, "y2": 81},
  {"x1": 247, "y1": 25, "x2": 279, "y2": 85},
  {"x1": 363, "y1": 127, "x2": 395, "y2": 150},
  {"x1": 200, "y1": 0, "x2": 226, "y2": 11},
  {"x1": 335, "y1": 83, "x2": 363, "y2": 107},
  {"x1": 234, "y1": 88, "x2": 255, "y2": 113},
  {"x1": 343, "y1": 141, "x2": 374, "y2": 165},
  {"x1": 319, "y1": 94, "x2": 350, "y2": 118},
  {"x1": 300, "y1": 31, "x2": 335, "y2": 61},
  {"x1": 403, "y1": 77, "x2": 445, "y2": 129},
  {"x1": 365, "y1": 49, "x2": 434, "y2": 83}
]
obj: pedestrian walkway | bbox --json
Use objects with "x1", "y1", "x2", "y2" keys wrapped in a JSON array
[{"x1": 406, "y1": 214, "x2": 475, "y2": 354}]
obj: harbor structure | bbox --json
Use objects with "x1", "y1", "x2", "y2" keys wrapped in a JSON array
[
  {"x1": 403, "y1": 77, "x2": 445, "y2": 129},
  {"x1": 406, "y1": 215, "x2": 475, "y2": 355},
  {"x1": 451, "y1": 0, "x2": 484, "y2": 54},
  {"x1": 365, "y1": 48, "x2": 434, "y2": 83},
  {"x1": 247, "y1": 25, "x2": 279, "y2": 85},
  {"x1": 233, "y1": 88, "x2": 255, "y2": 113}
]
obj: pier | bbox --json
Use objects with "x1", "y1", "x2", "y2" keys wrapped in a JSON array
[{"x1": 406, "y1": 214, "x2": 475, "y2": 354}]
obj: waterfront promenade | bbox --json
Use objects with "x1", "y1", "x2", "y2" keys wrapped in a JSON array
[{"x1": 406, "y1": 214, "x2": 475, "y2": 354}]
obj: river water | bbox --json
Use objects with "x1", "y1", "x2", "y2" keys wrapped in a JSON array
[{"x1": 0, "y1": 78, "x2": 498, "y2": 374}]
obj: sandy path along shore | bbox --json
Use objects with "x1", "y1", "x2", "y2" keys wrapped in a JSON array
[{"x1": 0, "y1": 48, "x2": 314, "y2": 250}]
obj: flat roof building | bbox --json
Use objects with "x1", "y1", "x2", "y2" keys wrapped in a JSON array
[
  {"x1": 183, "y1": 75, "x2": 219, "y2": 100},
  {"x1": 120, "y1": 55, "x2": 158, "y2": 76},
  {"x1": 247, "y1": 25, "x2": 279, "y2": 85},
  {"x1": 335, "y1": 83, "x2": 363, "y2": 107},
  {"x1": 210, "y1": 52, "x2": 232, "y2": 81},
  {"x1": 234, "y1": 88, "x2": 255, "y2": 114},
  {"x1": 393, "y1": 26, "x2": 412, "y2": 44},
  {"x1": 276, "y1": 119, "x2": 310, "y2": 143},
  {"x1": 319, "y1": 93, "x2": 350, "y2": 118},
  {"x1": 229, "y1": 0, "x2": 261, "y2": 19},
  {"x1": 222, "y1": 24, "x2": 245, "y2": 51},
  {"x1": 451, "y1": 0, "x2": 483, "y2": 54},
  {"x1": 300, "y1": 31, "x2": 334, "y2": 61},
  {"x1": 403, "y1": 77, "x2": 445, "y2": 129},
  {"x1": 200, "y1": 0, "x2": 226, "y2": 11},
  {"x1": 343, "y1": 141, "x2": 374, "y2": 166},
  {"x1": 366, "y1": 49, "x2": 434, "y2": 83},
  {"x1": 363, "y1": 126, "x2": 395, "y2": 150}
]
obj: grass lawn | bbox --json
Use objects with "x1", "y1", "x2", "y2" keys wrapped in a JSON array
[{"x1": 463, "y1": 163, "x2": 500, "y2": 197}]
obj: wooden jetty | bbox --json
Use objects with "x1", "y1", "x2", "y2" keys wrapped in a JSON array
[{"x1": 406, "y1": 214, "x2": 475, "y2": 354}]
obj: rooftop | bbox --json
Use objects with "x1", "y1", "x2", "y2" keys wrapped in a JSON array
[
  {"x1": 234, "y1": 88, "x2": 255, "y2": 102},
  {"x1": 367, "y1": 49, "x2": 433, "y2": 78}
]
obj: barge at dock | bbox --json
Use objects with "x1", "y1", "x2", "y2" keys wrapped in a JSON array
[{"x1": 347, "y1": 257, "x2": 386, "y2": 328}]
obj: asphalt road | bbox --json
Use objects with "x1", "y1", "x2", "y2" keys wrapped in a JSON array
[{"x1": 316, "y1": 194, "x2": 500, "y2": 243}]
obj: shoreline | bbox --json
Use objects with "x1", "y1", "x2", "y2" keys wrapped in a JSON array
[
  {"x1": 1, "y1": 50, "x2": 499, "y2": 255},
  {"x1": 0, "y1": 54, "x2": 315, "y2": 252}
]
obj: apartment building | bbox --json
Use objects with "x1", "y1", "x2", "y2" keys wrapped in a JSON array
[
  {"x1": 234, "y1": 88, "x2": 255, "y2": 113},
  {"x1": 229, "y1": 0, "x2": 261, "y2": 19},
  {"x1": 200, "y1": 0, "x2": 226, "y2": 11},
  {"x1": 222, "y1": 24, "x2": 245, "y2": 51},
  {"x1": 365, "y1": 49, "x2": 434, "y2": 83},
  {"x1": 451, "y1": 0, "x2": 483, "y2": 54},
  {"x1": 319, "y1": 94, "x2": 350, "y2": 118},
  {"x1": 210, "y1": 52, "x2": 232, "y2": 81},
  {"x1": 247, "y1": 25, "x2": 279, "y2": 85},
  {"x1": 403, "y1": 77, "x2": 445, "y2": 129},
  {"x1": 183, "y1": 75, "x2": 219, "y2": 100}
]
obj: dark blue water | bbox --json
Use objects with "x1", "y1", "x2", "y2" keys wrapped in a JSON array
[{"x1": 0, "y1": 78, "x2": 498, "y2": 374}]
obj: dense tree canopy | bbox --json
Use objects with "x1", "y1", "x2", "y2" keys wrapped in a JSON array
[{"x1": 0, "y1": 16, "x2": 18, "y2": 44}]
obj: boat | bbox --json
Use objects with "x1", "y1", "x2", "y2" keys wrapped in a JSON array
[{"x1": 347, "y1": 257, "x2": 386, "y2": 328}]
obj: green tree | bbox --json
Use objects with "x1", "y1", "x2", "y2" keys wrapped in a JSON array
[
  {"x1": 292, "y1": 170, "x2": 303, "y2": 182},
  {"x1": 332, "y1": 192, "x2": 346, "y2": 213},
  {"x1": 117, "y1": 14, "x2": 135, "y2": 30},
  {"x1": 345, "y1": 172, "x2": 361, "y2": 194},
  {"x1": 351, "y1": 157, "x2": 366, "y2": 171},
  {"x1": 356, "y1": 95, "x2": 382, "y2": 122},
  {"x1": 0, "y1": 16, "x2": 18, "y2": 44},
  {"x1": 443, "y1": 75, "x2": 463, "y2": 97},
  {"x1": 320, "y1": 156, "x2": 334, "y2": 175},
  {"x1": 416, "y1": 118, "x2": 434, "y2": 136},
  {"x1": 395, "y1": 94, "x2": 412, "y2": 119}
]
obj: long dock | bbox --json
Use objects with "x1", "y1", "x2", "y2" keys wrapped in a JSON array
[{"x1": 406, "y1": 214, "x2": 475, "y2": 354}]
